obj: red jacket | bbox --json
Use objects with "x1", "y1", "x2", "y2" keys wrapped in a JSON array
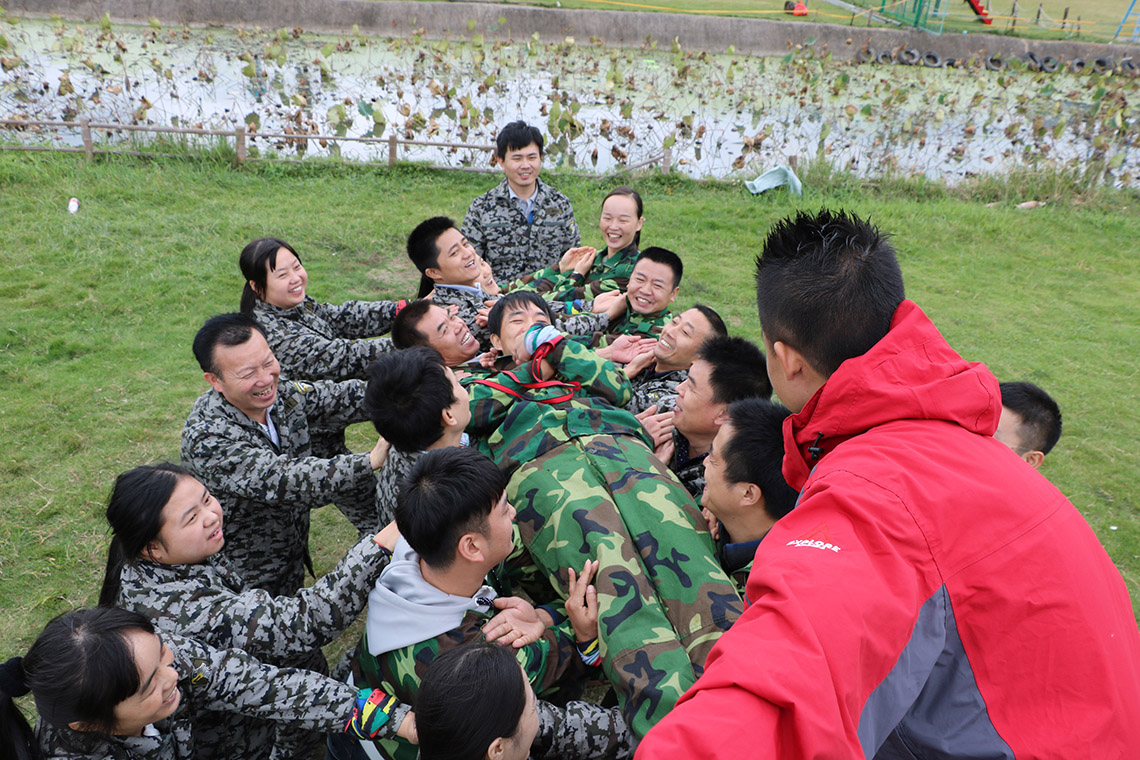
[{"x1": 638, "y1": 300, "x2": 1140, "y2": 758}]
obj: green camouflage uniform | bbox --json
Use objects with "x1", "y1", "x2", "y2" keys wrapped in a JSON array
[
  {"x1": 180, "y1": 379, "x2": 380, "y2": 596},
  {"x1": 460, "y1": 178, "x2": 580, "y2": 283},
  {"x1": 35, "y1": 632, "x2": 408, "y2": 760},
  {"x1": 505, "y1": 243, "x2": 639, "y2": 306},
  {"x1": 113, "y1": 536, "x2": 392, "y2": 760},
  {"x1": 601, "y1": 302, "x2": 671, "y2": 342},
  {"x1": 464, "y1": 339, "x2": 742, "y2": 739},
  {"x1": 251, "y1": 297, "x2": 400, "y2": 534},
  {"x1": 626, "y1": 365, "x2": 687, "y2": 415}
]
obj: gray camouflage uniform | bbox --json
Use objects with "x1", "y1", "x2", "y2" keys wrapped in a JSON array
[
  {"x1": 669, "y1": 428, "x2": 707, "y2": 503},
  {"x1": 35, "y1": 631, "x2": 409, "y2": 760},
  {"x1": 250, "y1": 296, "x2": 402, "y2": 534},
  {"x1": 180, "y1": 378, "x2": 379, "y2": 597},
  {"x1": 375, "y1": 448, "x2": 420, "y2": 527},
  {"x1": 626, "y1": 365, "x2": 687, "y2": 415},
  {"x1": 533, "y1": 700, "x2": 633, "y2": 760},
  {"x1": 112, "y1": 536, "x2": 392, "y2": 760},
  {"x1": 460, "y1": 178, "x2": 580, "y2": 283}
]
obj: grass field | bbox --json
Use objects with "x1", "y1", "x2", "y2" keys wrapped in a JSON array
[{"x1": 1, "y1": 151, "x2": 1138, "y2": 674}]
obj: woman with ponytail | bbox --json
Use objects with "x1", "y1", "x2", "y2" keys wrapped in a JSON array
[
  {"x1": 1, "y1": 607, "x2": 412, "y2": 760},
  {"x1": 99, "y1": 463, "x2": 400, "y2": 759}
]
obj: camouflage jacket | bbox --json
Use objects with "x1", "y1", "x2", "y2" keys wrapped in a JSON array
[
  {"x1": 461, "y1": 178, "x2": 580, "y2": 283},
  {"x1": 533, "y1": 700, "x2": 633, "y2": 760},
  {"x1": 506, "y1": 243, "x2": 639, "y2": 306},
  {"x1": 375, "y1": 447, "x2": 420, "y2": 527},
  {"x1": 464, "y1": 338, "x2": 651, "y2": 475},
  {"x1": 602, "y1": 302, "x2": 671, "y2": 341},
  {"x1": 626, "y1": 364, "x2": 687, "y2": 415},
  {"x1": 250, "y1": 297, "x2": 399, "y2": 382},
  {"x1": 114, "y1": 534, "x2": 391, "y2": 664},
  {"x1": 180, "y1": 379, "x2": 377, "y2": 596},
  {"x1": 35, "y1": 632, "x2": 408, "y2": 760},
  {"x1": 669, "y1": 429, "x2": 707, "y2": 503}
]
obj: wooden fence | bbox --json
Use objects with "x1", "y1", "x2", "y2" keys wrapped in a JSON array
[{"x1": 0, "y1": 118, "x2": 673, "y2": 177}]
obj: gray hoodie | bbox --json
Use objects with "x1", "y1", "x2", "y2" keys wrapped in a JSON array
[{"x1": 365, "y1": 536, "x2": 499, "y2": 656}]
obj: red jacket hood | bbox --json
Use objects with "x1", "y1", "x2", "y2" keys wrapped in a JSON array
[{"x1": 783, "y1": 300, "x2": 1001, "y2": 490}]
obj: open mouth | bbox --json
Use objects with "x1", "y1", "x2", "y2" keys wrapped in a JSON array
[
  {"x1": 459, "y1": 331, "x2": 473, "y2": 346},
  {"x1": 209, "y1": 526, "x2": 223, "y2": 541},
  {"x1": 252, "y1": 388, "x2": 274, "y2": 399}
]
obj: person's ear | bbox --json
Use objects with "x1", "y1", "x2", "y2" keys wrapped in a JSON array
[
  {"x1": 667, "y1": 286, "x2": 679, "y2": 304},
  {"x1": 441, "y1": 406, "x2": 458, "y2": 430},
  {"x1": 457, "y1": 532, "x2": 484, "y2": 564},
  {"x1": 248, "y1": 280, "x2": 263, "y2": 299},
  {"x1": 143, "y1": 539, "x2": 166, "y2": 563},
  {"x1": 490, "y1": 332, "x2": 504, "y2": 353},
  {"x1": 771, "y1": 340, "x2": 806, "y2": 383},
  {"x1": 204, "y1": 371, "x2": 225, "y2": 395},
  {"x1": 424, "y1": 267, "x2": 444, "y2": 284},
  {"x1": 1023, "y1": 450, "x2": 1045, "y2": 470},
  {"x1": 740, "y1": 483, "x2": 763, "y2": 510},
  {"x1": 713, "y1": 406, "x2": 730, "y2": 426},
  {"x1": 487, "y1": 736, "x2": 508, "y2": 760}
]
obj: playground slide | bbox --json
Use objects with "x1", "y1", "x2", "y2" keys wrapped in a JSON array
[{"x1": 964, "y1": 0, "x2": 994, "y2": 24}]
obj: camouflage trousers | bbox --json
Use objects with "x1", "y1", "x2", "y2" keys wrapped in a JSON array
[{"x1": 508, "y1": 434, "x2": 742, "y2": 739}]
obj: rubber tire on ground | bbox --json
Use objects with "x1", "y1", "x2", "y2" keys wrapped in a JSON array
[
  {"x1": 900, "y1": 48, "x2": 920, "y2": 65},
  {"x1": 923, "y1": 51, "x2": 943, "y2": 67},
  {"x1": 1026, "y1": 51, "x2": 1041, "y2": 71},
  {"x1": 1071, "y1": 58, "x2": 1086, "y2": 73},
  {"x1": 857, "y1": 46, "x2": 874, "y2": 64},
  {"x1": 1041, "y1": 56, "x2": 1059, "y2": 73},
  {"x1": 985, "y1": 54, "x2": 1004, "y2": 71},
  {"x1": 1093, "y1": 57, "x2": 1112, "y2": 74},
  {"x1": 876, "y1": 50, "x2": 894, "y2": 65},
  {"x1": 1120, "y1": 59, "x2": 1138, "y2": 77}
]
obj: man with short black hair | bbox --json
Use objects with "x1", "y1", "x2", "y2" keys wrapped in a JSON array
[
  {"x1": 638, "y1": 209, "x2": 1140, "y2": 758},
  {"x1": 460, "y1": 121, "x2": 580, "y2": 282},
  {"x1": 663, "y1": 336, "x2": 771, "y2": 501},
  {"x1": 995, "y1": 380, "x2": 1062, "y2": 469},
  {"x1": 391, "y1": 300, "x2": 481, "y2": 367},
  {"x1": 181, "y1": 313, "x2": 390, "y2": 597},
  {"x1": 626, "y1": 304, "x2": 727, "y2": 416}
]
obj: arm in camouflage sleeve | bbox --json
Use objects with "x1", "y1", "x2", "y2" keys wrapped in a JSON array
[
  {"x1": 170, "y1": 632, "x2": 411, "y2": 740},
  {"x1": 272, "y1": 324, "x2": 395, "y2": 382},
  {"x1": 320, "y1": 300, "x2": 401, "y2": 339},
  {"x1": 500, "y1": 264, "x2": 569, "y2": 295},
  {"x1": 124, "y1": 537, "x2": 392, "y2": 661},
  {"x1": 294, "y1": 378, "x2": 370, "y2": 433},
  {"x1": 556, "y1": 311, "x2": 609, "y2": 337},
  {"x1": 532, "y1": 700, "x2": 633, "y2": 760},
  {"x1": 525, "y1": 338, "x2": 633, "y2": 408}
]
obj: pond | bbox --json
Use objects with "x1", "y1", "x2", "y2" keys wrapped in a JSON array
[{"x1": 1, "y1": 12, "x2": 1137, "y2": 184}]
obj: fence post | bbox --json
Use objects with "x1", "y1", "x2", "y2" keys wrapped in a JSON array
[
  {"x1": 388, "y1": 133, "x2": 398, "y2": 166},
  {"x1": 662, "y1": 146, "x2": 671, "y2": 174},
  {"x1": 1010, "y1": 0, "x2": 1018, "y2": 31},
  {"x1": 235, "y1": 126, "x2": 247, "y2": 164},
  {"x1": 1061, "y1": 6, "x2": 1068, "y2": 30},
  {"x1": 1035, "y1": 3, "x2": 1042, "y2": 25},
  {"x1": 80, "y1": 118, "x2": 93, "y2": 160}
]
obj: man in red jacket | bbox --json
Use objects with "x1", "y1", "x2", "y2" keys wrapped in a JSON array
[{"x1": 637, "y1": 209, "x2": 1140, "y2": 758}]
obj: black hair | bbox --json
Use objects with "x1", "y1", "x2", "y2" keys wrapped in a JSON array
[
  {"x1": 755, "y1": 209, "x2": 905, "y2": 378},
  {"x1": 999, "y1": 381, "x2": 1063, "y2": 454},
  {"x1": 695, "y1": 336, "x2": 772, "y2": 404},
  {"x1": 416, "y1": 643, "x2": 529, "y2": 760},
  {"x1": 365, "y1": 347, "x2": 456, "y2": 453},
  {"x1": 0, "y1": 659, "x2": 36, "y2": 760},
  {"x1": 634, "y1": 246, "x2": 683, "y2": 289},
  {"x1": 99, "y1": 463, "x2": 192, "y2": 607},
  {"x1": 407, "y1": 217, "x2": 458, "y2": 301},
  {"x1": 495, "y1": 121, "x2": 544, "y2": 160},
  {"x1": 10, "y1": 608, "x2": 156, "y2": 742},
  {"x1": 391, "y1": 300, "x2": 434, "y2": 350},
  {"x1": 721, "y1": 398, "x2": 798, "y2": 522},
  {"x1": 238, "y1": 237, "x2": 302, "y2": 313},
  {"x1": 191, "y1": 313, "x2": 267, "y2": 376},
  {"x1": 601, "y1": 186, "x2": 644, "y2": 247},
  {"x1": 486, "y1": 292, "x2": 555, "y2": 340},
  {"x1": 690, "y1": 303, "x2": 728, "y2": 338},
  {"x1": 396, "y1": 448, "x2": 507, "y2": 569}
]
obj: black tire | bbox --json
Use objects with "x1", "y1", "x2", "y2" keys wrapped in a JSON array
[
  {"x1": 923, "y1": 51, "x2": 943, "y2": 67},
  {"x1": 876, "y1": 50, "x2": 894, "y2": 65},
  {"x1": 1026, "y1": 51, "x2": 1041, "y2": 71},
  {"x1": 857, "y1": 46, "x2": 874, "y2": 64},
  {"x1": 1041, "y1": 56, "x2": 1059, "y2": 73},
  {"x1": 985, "y1": 53, "x2": 1003, "y2": 71},
  {"x1": 1120, "y1": 58, "x2": 1137, "y2": 76},
  {"x1": 900, "y1": 48, "x2": 920, "y2": 65},
  {"x1": 1093, "y1": 57, "x2": 1112, "y2": 73},
  {"x1": 1071, "y1": 58, "x2": 1086, "y2": 73}
]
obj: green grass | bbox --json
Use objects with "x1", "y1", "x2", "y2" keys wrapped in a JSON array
[{"x1": 1, "y1": 151, "x2": 1138, "y2": 671}]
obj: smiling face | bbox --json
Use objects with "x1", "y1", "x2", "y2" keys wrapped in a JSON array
[
  {"x1": 145, "y1": 475, "x2": 225, "y2": 565},
  {"x1": 701, "y1": 421, "x2": 742, "y2": 519},
  {"x1": 107, "y1": 630, "x2": 181, "y2": 736},
  {"x1": 419, "y1": 304, "x2": 480, "y2": 365},
  {"x1": 673, "y1": 359, "x2": 724, "y2": 441},
  {"x1": 258, "y1": 247, "x2": 308, "y2": 309},
  {"x1": 655, "y1": 308, "x2": 715, "y2": 371},
  {"x1": 481, "y1": 491, "x2": 517, "y2": 567},
  {"x1": 205, "y1": 331, "x2": 280, "y2": 424},
  {"x1": 490, "y1": 301, "x2": 552, "y2": 359},
  {"x1": 426, "y1": 227, "x2": 481, "y2": 288},
  {"x1": 599, "y1": 193, "x2": 643, "y2": 255},
  {"x1": 626, "y1": 258, "x2": 679, "y2": 316},
  {"x1": 500, "y1": 141, "x2": 542, "y2": 198}
]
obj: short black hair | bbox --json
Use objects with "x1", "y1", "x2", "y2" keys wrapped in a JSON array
[
  {"x1": 192, "y1": 312, "x2": 266, "y2": 376},
  {"x1": 365, "y1": 347, "x2": 456, "y2": 452},
  {"x1": 695, "y1": 336, "x2": 772, "y2": 403},
  {"x1": 407, "y1": 216, "x2": 456, "y2": 275},
  {"x1": 721, "y1": 398, "x2": 798, "y2": 522},
  {"x1": 690, "y1": 303, "x2": 728, "y2": 338},
  {"x1": 397, "y1": 447, "x2": 507, "y2": 569},
  {"x1": 391, "y1": 299, "x2": 434, "y2": 350},
  {"x1": 486, "y1": 291, "x2": 554, "y2": 339},
  {"x1": 495, "y1": 120, "x2": 544, "y2": 160},
  {"x1": 1000, "y1": 381, "x2": 1063, "y2": 454},
  {"x1": 755, "y1": 209, "x2": 904, "y2": 378},
  {"x1": 635, "y1": 246, "x2": 683, "y2": 289}
]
